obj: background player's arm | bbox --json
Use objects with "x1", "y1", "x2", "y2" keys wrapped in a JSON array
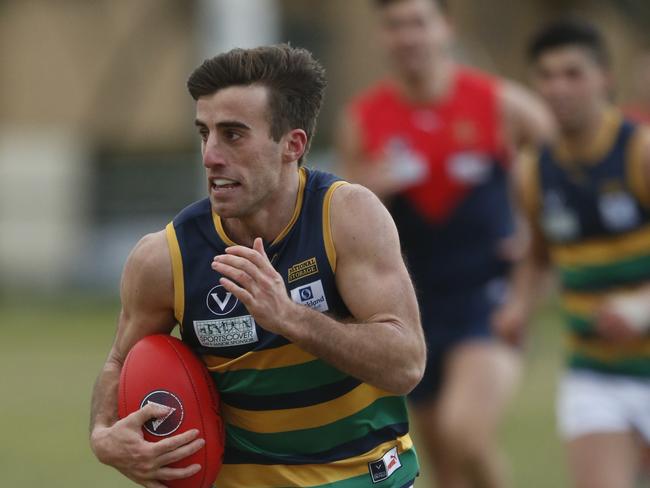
[
  {"x1": 336, "y1": 109, "x2": 405, "y2": 200},
  {"x1": 493, "y1": 152, "x2": 553, "y2": 345},
  {"x1": 492, "y1": 84, "x2": 555, "y2": 343},
  {"x1": 213, "y1": 185, "x2": 426, "y2": 395},
  {"x1": 596, "y1": 128, "x2": 650, "y2": 339},
  {"x1": 501, "y1": 80, "x2": 556, "y2": 149},
  {"x1": 90, "y1": 231, "x2": 203, "y2": 488}
]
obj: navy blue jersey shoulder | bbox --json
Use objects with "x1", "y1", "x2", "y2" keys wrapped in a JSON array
[
  {"x1": 537, "y1": 117, "x2": 650, "y2": 243},
  {"x1": 170, "y1": 167, "x2": 350, "y2": 358}
]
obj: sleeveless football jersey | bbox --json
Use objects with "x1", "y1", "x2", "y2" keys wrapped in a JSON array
[
  {"x1": 166, "y1": 167, "x2": 419, "y2": 487},
  {"x1": 523, "y1": 109, "x2": 650, "y2": 377},
  {"x1": 351, "y1": 66, "x2": 514, "y2": 295}
]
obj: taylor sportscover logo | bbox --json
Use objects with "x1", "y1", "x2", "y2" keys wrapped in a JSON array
[
  {"x1": 206, "y1": 284, "x2": 239, "y2": 316},
  {"x1": 140, "y1": 390, "x2": 184, "y2": 437}
]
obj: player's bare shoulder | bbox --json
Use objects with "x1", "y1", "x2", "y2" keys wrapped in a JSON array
[
  {"x1": 120, "y1": 230, "x2": 174, "y2": 315},
  {"x1": 123, "y1": 230, "x2": 171, "y2": 283},
  {"x1": 329, "y1": 183, "x2": 401, "y2": 263}
]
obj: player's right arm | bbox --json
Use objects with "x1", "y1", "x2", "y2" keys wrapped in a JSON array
[
  {"x1": 492, "y1": 151, "x2": 554, "y2": 345},
  {"x1": 90, "y1": 230, "x2": 204, "y2": 488},
  {"x1": 336, "y1": 109, "x2": 405, "y2": 200}
]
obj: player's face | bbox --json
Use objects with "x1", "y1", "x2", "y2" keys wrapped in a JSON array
[
  {"x1": 378, "y1": 0, "x2": 451, "y2": 78},
  {"x1": 532, "y1": 46, "x2": 610, "y2": 132},
  {"x1": 195, "y1": 85, "x2": 285, "y2": 218}
]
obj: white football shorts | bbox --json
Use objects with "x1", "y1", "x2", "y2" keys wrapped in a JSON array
[{"x1": 557, "y1": 369, "x2": 650, "y2": 442}]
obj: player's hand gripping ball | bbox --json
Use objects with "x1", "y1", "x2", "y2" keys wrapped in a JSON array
[{"x1": 118, "y1": 335, "x2": 224, "y2": 488}]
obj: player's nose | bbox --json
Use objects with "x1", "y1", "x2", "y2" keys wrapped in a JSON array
[{"x1": 203, "y1": 143, "x2": 227, "y2": 169}]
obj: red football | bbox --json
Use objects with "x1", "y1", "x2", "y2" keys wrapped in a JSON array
[{"x1": 118, "y1": 334, "x2": 224, "y2": 488}]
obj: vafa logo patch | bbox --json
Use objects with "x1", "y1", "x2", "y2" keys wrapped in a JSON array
[{"x1": 206, "y1": 284, "x2": 239, "y2": 316}]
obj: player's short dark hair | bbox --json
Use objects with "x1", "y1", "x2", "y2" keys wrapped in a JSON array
[
  {"x1": 373, "y1": 0, "x2": 448, "y2": 12},
  {"x1": 187, "y1": 44, "x2": 327, "y2": 164},
  {"x1": 527, "y1": 17, "x2": 610, "y2": 68}
]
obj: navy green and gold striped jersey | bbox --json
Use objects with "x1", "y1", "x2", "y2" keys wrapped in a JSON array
[
  {"x1": 165, "y1": 167, "x2": 418, "y2": 487},
  {"x1": 523, "y1": 109, "x2": 650, "y2": 377}
]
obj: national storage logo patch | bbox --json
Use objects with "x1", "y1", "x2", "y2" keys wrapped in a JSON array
[{"x1": 288, "y1": 257, "x2": 319, "y2": 283}]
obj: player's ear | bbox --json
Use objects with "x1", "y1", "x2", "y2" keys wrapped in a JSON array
[{"x1": 282, "y1": 129, "x2": 307, "y2": 164}]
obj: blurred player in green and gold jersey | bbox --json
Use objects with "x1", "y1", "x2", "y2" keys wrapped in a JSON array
[{"x1": 497, "y1": 18, "x2": 650, "y2": 488}]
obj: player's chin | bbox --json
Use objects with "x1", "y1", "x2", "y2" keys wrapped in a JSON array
[
  {"x1": 209, "y1": 197, "x2": 249, "y2": 220},
  {"x1": 396, "y1": 57, "x2": 430, "y2": 78},
  {"x1": 210, "y1": 198, "x2": 236, "y2": 218}
]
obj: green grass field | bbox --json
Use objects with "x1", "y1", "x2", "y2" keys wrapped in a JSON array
[{"x1": 1, "y1": 295, "x2": 568, "y2": 487}]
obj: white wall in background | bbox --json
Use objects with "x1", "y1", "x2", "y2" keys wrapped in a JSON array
[
  {"x1": 196, "y1": 0, "x2": 280, "y2": 60},
  {"x1": 0, "y1": 128, "x2": 90, "y2": 291}
]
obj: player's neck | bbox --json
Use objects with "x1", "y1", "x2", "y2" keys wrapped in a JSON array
[
  {"x1": 396, "y1": 58, "x2": 455, "y2": 104},
  {"x1": 560, "y1": 104, "x2": 617, "y2": 160},
  {"x1": 562, "y1": 104, "x2": 612, "y2": 152},
  {"x1": 221, "y1": 167, "x2": 301, "y2": 247}
]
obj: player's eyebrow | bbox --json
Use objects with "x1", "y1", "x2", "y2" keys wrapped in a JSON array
[{"x1": 194, "y1": 119, "x2": 251, "y2": 131}]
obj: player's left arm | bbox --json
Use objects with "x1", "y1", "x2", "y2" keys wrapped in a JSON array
[
  {"x1": 597, "y1": 127, "x2": 650, "y2": 340},
  {"x1": 500, "y1": 80, "x2": 556, "y2": 149},
  {"x1": 212, "y1": 184, "x2": 426, "y2": 395}
]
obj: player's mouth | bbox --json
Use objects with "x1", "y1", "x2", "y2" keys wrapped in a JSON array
[{"x1": 210, "y1": 177, "x2": 241, "y2": 193}]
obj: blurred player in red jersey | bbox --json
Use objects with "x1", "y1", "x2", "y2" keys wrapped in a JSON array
[{"x1": 337, "y1": 0, "x2": 554, "y2": 486}]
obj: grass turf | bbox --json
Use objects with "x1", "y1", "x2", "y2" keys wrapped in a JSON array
[{"x1": 0, "y1": 296, "x2": 567, "y2": 487}]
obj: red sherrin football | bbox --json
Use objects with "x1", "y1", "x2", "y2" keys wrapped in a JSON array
[{"x1": 118, "y1": 334, "x2": 224, "y2": 488}]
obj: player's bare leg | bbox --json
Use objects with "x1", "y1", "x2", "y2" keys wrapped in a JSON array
[
  {"x1": 412, "y1": 401, "x2": 469, "y2": 488},
  {"x1": 430, "y1": 341, "x2": 519, "y2": 488},
  {"x1": 567, "y1": 432, "x2": 639, "y2": 488}
]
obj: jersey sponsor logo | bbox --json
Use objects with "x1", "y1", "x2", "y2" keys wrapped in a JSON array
[
  {"x1": 290, "y1": 280, "x2": 329, "y2": 312},
  {"x1": 288, "y1": 257, "x2": 319, "y2": 283},
  {"x1": 206, "y1": 284, "x2": 239, "y2": 316},
  {"x1": 447, "y1": 152, "x2": 492, "y2": 185},
  {"x1": 140, "y1": 390, "x2": 184, "y2": 437},
  {"x1": 541, "y1": 190, "x2": 580, "y2": 242},
  {"x1": 598, "y1": 190, "x2": 640, "y2": 232},
  {"x1": 368, "y1": 446, "x2": 402, "y2": 483},
  {"x1": 193, "y1": 315, "x2": 258, "y2": 348},
  {"x1": 384, "y1": 137, "x2": 428, "y2": 185}
]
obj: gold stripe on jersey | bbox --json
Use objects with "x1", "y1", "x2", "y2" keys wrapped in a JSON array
[
  {"x1": 567, "y1": 333, "x2": 650, "y2": 362},
  {"x1": 518, "y1": 147, "x2": 542, "y2": 220},
  {"x1": 562, "y1": 291, "x2": 599, "y2": 317},
  {"x1": 322, "y1": 181, "x2": 348, "y2": 272},
  {"x1": 553, "y1": 109, "x2": 622, "y2": 165},
  {"x1": 222, "y1": 382, "x2": 391, "y2": 433},
  {"x1": 562, "y1": 287, "x2": 644, "y2": 317},
  {"x1": 212, "y1": 211, "x2": 236, "y2": 246},
  {"x1": 272, "y1": 167, "x2": 307, "y2": 245},
  {"x1": 165, "y1": 223, "x2": 185, "y2": 326},
  {"x1": 550, "y1": 224, "x2": 650, "y2": 268},
  {"x1": 626, "y1": 125, "x2": 650, "y2": 209},
  {"x1": 211, "y1": 167, "x2": 307, "y2": 247},
  {"x1": 215, "y1": 434, "x2": 414, "y2": 488},
  {"x1": 202, "y1": 342, "x2": 317, "y2": 372}
]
